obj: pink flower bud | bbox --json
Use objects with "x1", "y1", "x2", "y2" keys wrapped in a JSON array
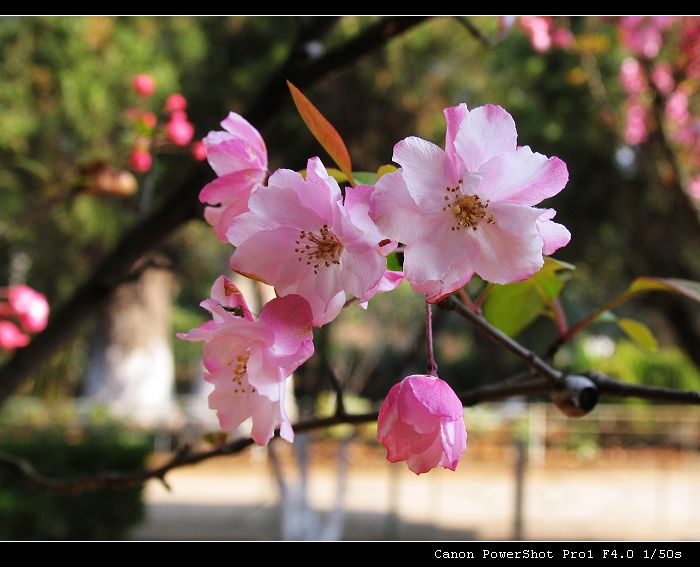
[
  {"x1": 377, "y1": 374, "x2": 467, "y2": 475},
  {"x1": 165, "y1": 93, "x2": 187, "y2": 113},
  {"x1": 0, "y1": 321, "x2": 30, "y2": 350},
  {"x1": 141, "y1": 111, "x2": 157, "y2": 129},
  {"x1": 624, "y1": 98, "x2": 648, "y2": 145},
  {"x1": 130, "y1": 148, "x2": 153, "y2": 173},
  {"x1": 552, "y1": 27, "x2": 574, "y2": 49},
  {"x1": 192, "y1": 140, "x2": 207, "y2": 161},
  {"x1": 8, "y1": 285, "x2": 49, "y2": 333},
  {"x1": 167, "y1": 118, "x2": 195, "y2": 146},
  {"x1": 132, "y1": 74, "x2": 155, "y2": 97}
]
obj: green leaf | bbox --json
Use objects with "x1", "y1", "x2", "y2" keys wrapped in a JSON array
[
  {"x1": 300, "y1": 167, "x2": 348, "y2": 183},
  {"x1": 482, "y1": 257, "x2": 574, "y2": 336},
  {"x1": 386, "y1": 252, "x2": 402, "y2": 271},
  {"x1": 377, "y1": 164, "x2": 397, "y2": 179},
  {"x1": 617, "y1": 318, "x2": 658, "y2": 352},
  {"x1": 287, "y1": 81, "x2": 353, "y2": 183},
  {"x1": 625, "y1": 277, "x2": 700, "y2": 303},
  {"x1": 352, "y1": 171, "x2": 377, "y2": 185}
]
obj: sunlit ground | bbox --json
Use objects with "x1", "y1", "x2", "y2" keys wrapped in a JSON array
[{"x1": 132, "y1": 404, "x2": 700, "y2": 541}]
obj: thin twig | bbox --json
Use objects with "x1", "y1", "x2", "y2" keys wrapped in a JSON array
[
  {"x1": 439, "y1": 295, "x2": 564, "y2": 385},
  {"x1": 425, "y1": 300, "x2": 438, "y2": 376},
  {"x1": 454, "y1": 16, "x2": 495, "y2": 48},
  {"x1": 586, "y1": 371, "x2": 700, "y2": 404},
  {"x1": 327, "y1": 366, "x2": 346, "y2": 417}
]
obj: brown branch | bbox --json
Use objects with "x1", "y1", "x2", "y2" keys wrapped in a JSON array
[
  {"x1": 0, "y1": 16, "x2": 431, "y2": 406},
  {"x1": 326, "y1": 365, "x2": 347, "y2": 417},
  {"x1": 439, "y1": 295, "x2": 564, "y2": 385},
  {"x1": 3, "y1": 367, "x2": 696, "y2": 495},
  {"x1": 454, "y1": 16, "x2": 496, "y2": 48},
  {"x1": 586, "y1": 371, "x2": 700, "y2": 404}
]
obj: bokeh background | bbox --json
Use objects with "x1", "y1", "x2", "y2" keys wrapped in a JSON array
[{"x1": 0, "y1": 16, "x2": 699, "y2": 540}]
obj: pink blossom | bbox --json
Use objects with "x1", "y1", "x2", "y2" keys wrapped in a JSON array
[
  {"x1": 624, "y1": 98, "x2": 648, "y2": 145},
  {"x1": 200, "y1": 112, "x2": 268, "y2": 242},
  {"x1": 619, "y1": 16, "x2": 677, "y2": 59},
  {"x1": 519, "y1": 16, "x2": 552, "y2": 52},
  {"x1": 377, "y1": 374, "x2": 467, "y2": 475},
  {"x1": 228, "y1": 158, "x2": 395, "y2": 326},
  {"x1": 8, "y1": 285, "x2": 49, "y2": 333},
  {"x1": 666, "y1": 91, "x2": 690, "y2": 125},
  {"x1": 192, "y1": 140, "x2": 207, "y2": 161},
  {"x1": 132, "y1": 74, "x2": 155, "y2": 97},
  {"x1": 178, "y1": 276, "x2": 314, "y2": 445},
  {"x1": 0, "y1": 321, "x2": 30, "y2": 350},
  {"x1": 165, "y1": 93, "x2": 187, "y2": 113},
  {"x1": 167, "y1": 116, "x2": 195, "y2": 146},
  {"x1": 620, "y1": 58, "x2": 646, "y2": 94},
  {"x1": 370, "y1": 103, "x2": 570, "y2": 302},
  {"x1": 651, "y1": 63, "x2": 675, "y2": 95},
  {"x1": 129, "y1": 148, "x2": 152, "y2": 173},
  {"x1": 551, "y1": 27, "x2": 574, "y2": 49},
  {"x1": 689, "y1": 176, "x2": 700, "y2": 199},
  {"x1": 140, "y1": 111, "x2": 157, "y2": 129}
]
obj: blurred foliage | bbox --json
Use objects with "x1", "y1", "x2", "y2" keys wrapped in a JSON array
[
  {"x1": 1, "y1": 16, "x2": 699, "y2": 401},
  {"x1": 0, "y1": 424, "x2": 149, "y2": 539}
]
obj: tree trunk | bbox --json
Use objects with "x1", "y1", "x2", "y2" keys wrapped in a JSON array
[{"x1": 84, "y1": 261, "x2": 176, "y2": 427}]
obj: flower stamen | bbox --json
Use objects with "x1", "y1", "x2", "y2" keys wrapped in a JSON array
[{"x1": 294, "y1": 225, "x2": 343, "y2": 274}]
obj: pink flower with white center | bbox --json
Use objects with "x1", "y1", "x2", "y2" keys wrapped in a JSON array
[
  {"x1": 8, "y1": 285, "x2": 49, "y2": 333},
  {"x1": 132, "y1": 73, "x2": 155, "y2": 97},
  {"x1": 228, "y1": 157, "x2": 395, "y2": 326},
  {"x1": 377, "y1": 374, "x2": 467, "y2": 475},
  {"x1": 620, "y1": 58, "x2": 646, "y2": 94},
  {"x1": 0, "y1": 321, "x2": 30, "y2": 350},
  {"x1": 200, "y1": 112, "x2": 268, "y2": 242},
  {"x1": 167, "y1": 116, "x2": 195, "y2": 146},
  {"x1": 370, "y1": 103, "x2": 570, "y2": 302},
  {"x1": 178, "y1": 276, "x2": 314, "y2": 445}
]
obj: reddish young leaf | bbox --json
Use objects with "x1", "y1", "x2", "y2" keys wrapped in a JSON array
[{"x1": 287, "y1": 81, "x2": 354, "y2": 183}]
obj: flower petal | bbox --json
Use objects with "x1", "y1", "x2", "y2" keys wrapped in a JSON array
[
  {"x1": 477, "y1": 147, "x2": 569, "y2": 206},
  {"x1": 470, "y1": 202, "x2": 545, "y2": 284},
  {"x1": 538, "y1": 209, "x2": 571, "y2": 255},
  {"x1": 230, "y1": 227, "x2": 301, "y2": 285},
  {"x1": 453, "y1": 104, "x2": 517, "y2": 172},
  {"x1": 407, "y1": 375, "x2": 464, "y2": 420},
  {"x1": 392, "y1": 137, "x2": 449, "y2": 212}
]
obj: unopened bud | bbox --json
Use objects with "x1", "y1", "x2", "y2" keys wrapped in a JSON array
[{"x1": 132, "y1": 73, "x2": 155, "y2": 97}]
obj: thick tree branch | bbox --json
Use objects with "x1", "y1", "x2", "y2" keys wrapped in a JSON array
[
  {"x1": 587, "y1": 371, "x2": 700, "y2": 404},
  {"x1": 0, "y1": 16, "x2": 431, "y2": 405}
]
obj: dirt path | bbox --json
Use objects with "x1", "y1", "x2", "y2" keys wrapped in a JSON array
[{"x1": 131, "y1": 444, "x2": 700, "y2": 541}]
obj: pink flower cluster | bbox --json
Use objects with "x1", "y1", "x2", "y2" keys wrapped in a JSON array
[
  {"x1": 181, "y1": 101, "x2": 570, "y2": 473},
  {"x1": 127, "y1": 74, "x2": 205, "y2": 175},
  {"x1": 517, "y1": 17, "x2": 574, "y2": 53},
  {"x1": 615, "y1": 18, "x2": 700, "y2": 199},
  {"x1": 0, "y1": 285, "x2": 49, "y2": 351}
]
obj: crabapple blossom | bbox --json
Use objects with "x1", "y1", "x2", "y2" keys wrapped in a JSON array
[
  {"x1": 377, "y1": 374, "x2": 467, "y2": 475},
  {"x1": 620, "y1": 58, "x2": 646, "y2": 94},
  {"x1": 228, "y1": 157, "x2": 395, "y2": 326},
  {"x1": 200, "y1": 112, "x2": 268, "y2": 242},
  {"x1": 624, "y1": 98, "x2": 649, "y2": 145},
  {"x1": 651, "y1": 62, "x2": 675, "y2": 95},
  {"x1": 132, "y1": 73, "x2": 155, "y2": 97},
  {"x1": 165, "y1": 93, "x2": 187, "y2": 113},
  {"x1": 0, "y1": 321, "x2": 30, "y2": 350},
  {"x1": 370, "y1": 103, "x2": 570, "y2": 302},
  {"x1": 167, "y1": 116, "x2": 195, "y2": 146},
  {"x1": 178, "y1": 276, "x2": 314, "y2": 445},
  {"x1": 8, "y1": 285, "x2": 49, "y2": 333},
  {"x1": 192, "y1": 140, "x2": 207, "y2": 161},
  {"x1": 129, "y1": 148, "x2": 152, "y2": 173}
]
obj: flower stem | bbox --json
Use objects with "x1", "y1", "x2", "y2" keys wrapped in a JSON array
[{"x1": 425, "y1": 300, "x2": 438, "y2": 376}]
